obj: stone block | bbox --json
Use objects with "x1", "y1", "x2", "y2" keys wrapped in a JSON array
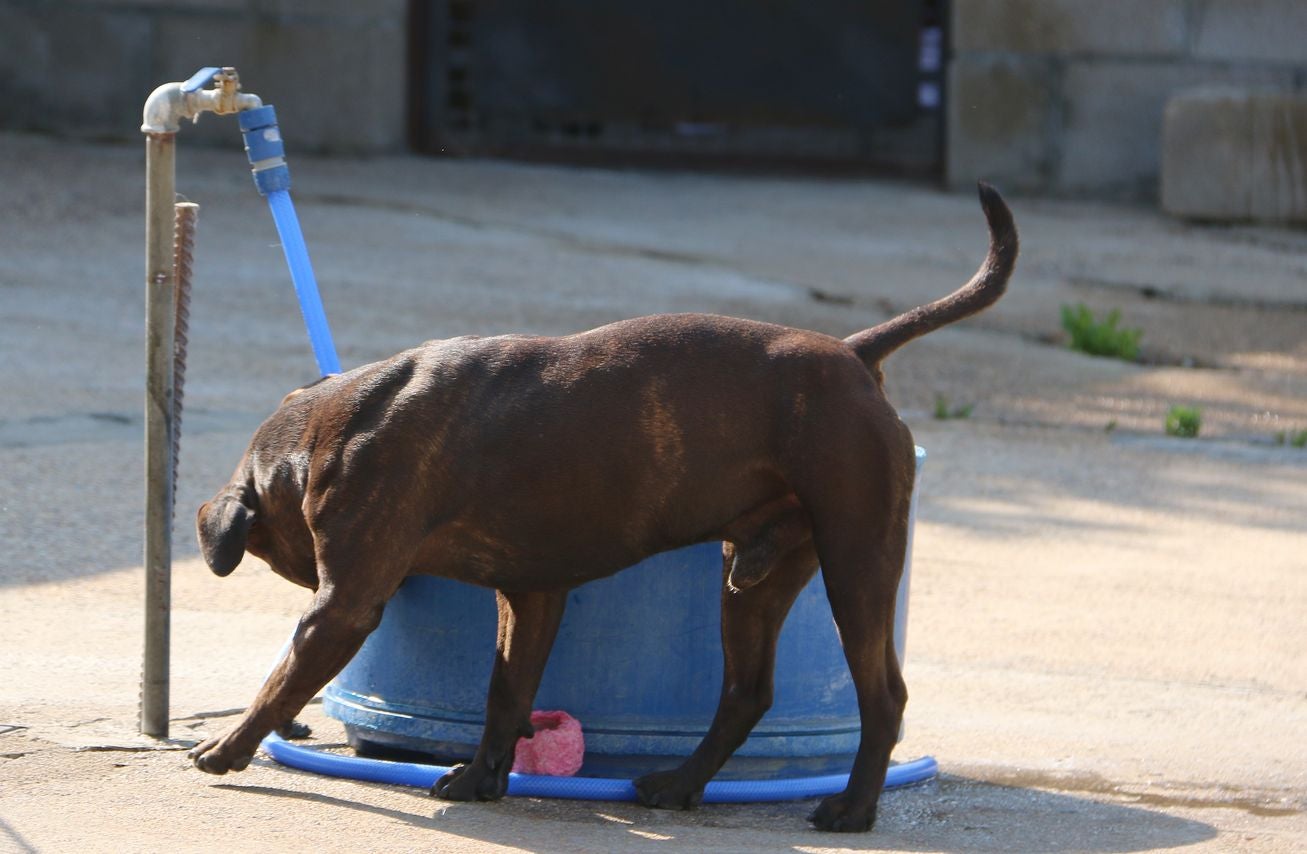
[
  {"x1": 0, "y1": 5, "x2": 50, "y2": 130},
  {"x1": 953, "y1": 0, "x2": 1187, "y2": 57},
  {"x1": 1162, "y1": 88, "x2": 1307, "y2": 223},
  {"x1": 1057, "y1": 60, "x2": 1293, "y2": 197},
  {"x1": 0, "y1": 0, "x2": 404, "y2": 152},
  {"x1": 255, "y1": 0, "x2": 408, "y2": 20},
  {"x1": 63, "y1": 1, "x2": 405, "y2": 14},
  {"x1": 0, "y1": 4, "x2": 154, "y2": 137},
  {"x1": 152, "y1": 8, "x2": 406, "y2": 153},
  {"x1": 74, "y1": 0, "x2": 245, "y2": 11},
  {"x1": 946, "y1": 54, "x2": 1057, "y2": 191},
  {"x1": 1191, "y1": 0, "x2": 1307, "y2": 65}
]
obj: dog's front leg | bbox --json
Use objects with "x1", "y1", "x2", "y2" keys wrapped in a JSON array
[
  {"x1": 432, "y1": 589, "x2": 567, "y2": 801},
  {"x1": 189, "y1": 589, "x2": 388, "y2": 774}
]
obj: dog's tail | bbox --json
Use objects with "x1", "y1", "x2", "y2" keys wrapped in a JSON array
[
  {"x1": 196, "y1": 466, "x2": 258, "y2": 578},
  {"x1": 844, "y1": 182, "x2": 1018, "y2": 369}
]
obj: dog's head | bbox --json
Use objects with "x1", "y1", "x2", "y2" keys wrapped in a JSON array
[
  {"x1": 195, "y1": 378, "x2": 331, "y2": 584},
  {"x1": 196, "y1": 485, "x2": 256, "y2": 577}
]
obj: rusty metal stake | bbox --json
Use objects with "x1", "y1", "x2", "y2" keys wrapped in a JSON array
[{"x1": 172, "y1": 203, "x2": 197, "y2": 505}]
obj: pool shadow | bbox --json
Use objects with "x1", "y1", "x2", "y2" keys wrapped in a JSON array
[{"x1": 216, "y1": 768, "x2": 1218, "y2": 852}]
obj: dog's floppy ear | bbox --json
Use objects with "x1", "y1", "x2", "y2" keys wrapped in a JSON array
[{"x1": 196, "y1": 489, "x2": 255, "y2": 577}]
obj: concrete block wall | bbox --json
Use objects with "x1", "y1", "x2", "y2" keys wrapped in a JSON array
[
  {"x1": 948, "y1": 0, "x2": 1307, "y2": 199},
  {"x1": 1161, "y1": 88, "x2": 1307, "y2": 223},
  {"x1": 0, "y1": 0, "x2": 408, "y2": 153}
]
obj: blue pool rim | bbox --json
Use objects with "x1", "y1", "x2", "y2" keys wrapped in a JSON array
[{"x1": 261, "y1": 732, "x2": 937, "y2": 803}]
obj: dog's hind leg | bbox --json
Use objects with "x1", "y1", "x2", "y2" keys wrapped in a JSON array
[
  {"x1": 634, "y1": 537, "x2": 818, "y2": 810},
  {"x1": 801, "y1": 435, "x2": 914, "y2": 832},
  {"x1": 433, "y1": 588, "x2": 567, "y2": 802}
]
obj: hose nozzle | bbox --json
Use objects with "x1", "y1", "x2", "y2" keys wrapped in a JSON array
[{"x1": 239, "y1": 106, "x2": 291, "y2": 195}]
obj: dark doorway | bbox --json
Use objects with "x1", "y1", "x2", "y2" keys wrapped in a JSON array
[{"x1": 410, "y1": 0, "x2": 945, "y2": 175}]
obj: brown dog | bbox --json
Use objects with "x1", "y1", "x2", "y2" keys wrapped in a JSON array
[{"x1": 191, "y1": 183, "x2": 1017, "y2": 832}]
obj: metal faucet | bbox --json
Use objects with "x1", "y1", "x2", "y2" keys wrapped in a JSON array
[{"x1": 141, "y1": 66, "x2": 263, "y2": 134}]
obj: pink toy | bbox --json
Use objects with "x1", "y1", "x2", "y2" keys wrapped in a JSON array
[{"x1": 512, "y1": 710, "x2": 585, "y2": 777}]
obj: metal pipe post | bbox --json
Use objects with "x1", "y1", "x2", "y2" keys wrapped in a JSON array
[
  {"x1": 139, "y1": 66, "x2": 262, "y2": 739},
  {"x1": 142, "y1": 132, "x2": 177, "y2": 738}
]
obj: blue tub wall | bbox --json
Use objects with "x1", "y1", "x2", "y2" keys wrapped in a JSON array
[{"x1": 324, "y1": 447, "x2": 924, "y2": 779}]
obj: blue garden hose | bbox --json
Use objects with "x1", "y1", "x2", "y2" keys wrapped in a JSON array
[
  {"x1": 261, "y1": 731, "x2": 938, "y2": 803},
  {"x1": 256, "y1": 634, "x2": 935, "y2": 801},
  {"x1": 239, "y1": 105, "x2": 341, "y2": 376}
]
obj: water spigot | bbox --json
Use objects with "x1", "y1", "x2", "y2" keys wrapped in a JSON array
[
  {"x1": 142, "y1": 65, "x2": 263, "y2": 134},
  {"x1": 207, "y1": 67, "x2": 246, "y2": 117}
]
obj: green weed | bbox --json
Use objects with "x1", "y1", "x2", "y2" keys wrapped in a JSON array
[
  {"x1": 1165, "y1": 406, "x2": 1202, "y2": 439},
  {"x1": 933, "y1": 395, "x2": 974, "y2": 421},
  {"x1": 1274, "y1": 429, "x2": 1307, "y2": 448},
  {"x1": 1060, "y1": 303, "x2": 1143, "y2": 361}
]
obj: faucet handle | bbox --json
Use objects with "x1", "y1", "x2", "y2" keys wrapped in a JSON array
[{"x1": 180, "y1": 67, "x2": 222, "y2": 94}]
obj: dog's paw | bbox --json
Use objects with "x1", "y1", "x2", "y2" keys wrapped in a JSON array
[
  {"x1": 808, "y1": 792, "x2": 877, "y2": 833},
  {"x1": 275, "y1": 719, "x2": 313, "y2": 740},
  {"x1": 633, "y1": 769, "x2": 703, "y2": 811},
  {"x1": 430, "y1": 760, "x2": 510, "y2": 802},
  {"x1": 187, "y1": 735, "x2": 254, "y2": 776}
]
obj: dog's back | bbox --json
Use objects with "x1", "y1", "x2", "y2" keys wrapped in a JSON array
[{"x1": 229, "y1": 315, "x2": 880, "y2": 586}]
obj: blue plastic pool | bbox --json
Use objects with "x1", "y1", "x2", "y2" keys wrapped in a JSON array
[{"x1": 324, "y1": 447, "x2": 924, "y2": 779}]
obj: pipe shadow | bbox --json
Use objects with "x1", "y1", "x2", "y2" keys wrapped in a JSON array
[
  {"x1": 0, "y1": 815, "x2": 39, "y2": 854},
  {"x1": 214, "y1": 771, "x2": 1219, "y2": 853}
]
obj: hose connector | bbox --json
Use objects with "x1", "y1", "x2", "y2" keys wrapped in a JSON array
[{"x1": 239, "y1": 106, "x2": 291, "y2": 195}]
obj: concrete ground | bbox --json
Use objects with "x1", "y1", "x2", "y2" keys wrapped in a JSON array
[{"x1": 0, "y1": 131, "x2": 1304, "y2": 853}]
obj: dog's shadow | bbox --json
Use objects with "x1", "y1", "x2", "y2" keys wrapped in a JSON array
[{"x1": 216, "y1": 770, "x2": 1218, "y2": 852}]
